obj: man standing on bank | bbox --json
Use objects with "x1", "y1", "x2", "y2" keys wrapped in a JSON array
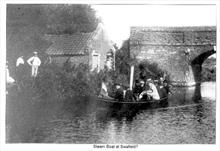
[{"x1": 27, "y1": 51, "x2": 41, "y2": 77}]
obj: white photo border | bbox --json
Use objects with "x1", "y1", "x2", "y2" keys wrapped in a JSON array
[{"x1": 1, "y1": 0, "x2": 219, "y2": 151}]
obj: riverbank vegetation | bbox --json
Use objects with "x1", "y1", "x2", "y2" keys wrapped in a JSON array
[
  {"x1": 201, "y1": 57, "x2": 216, "y2": 82},
  {"x1": 7, "y1": 44, "x2": 168, "y2": 104}
]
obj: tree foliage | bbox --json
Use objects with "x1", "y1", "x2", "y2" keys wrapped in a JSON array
[{"x1": 114, "y1": 39, "x2": 170, "y2": 86}]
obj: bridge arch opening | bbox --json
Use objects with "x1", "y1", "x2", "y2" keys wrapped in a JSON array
[{"x1": 190, "y1": 48, "x2": 216, "y2": 84}]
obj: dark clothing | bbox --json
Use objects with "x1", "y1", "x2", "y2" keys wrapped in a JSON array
[
  {"x1": 115, "y1": 88, "x2": 124, "y2": 101},
  {"x1": 133, "y1": 83, "x2": 143, "y2": 94},
  {"x1": 164, "y1": 85, "x2": 171, "y2": 94},
  {"x1": 16, "y1": 64, "x2": 25, "y2": 81},
  {"x1": 133, "y1": 82, "x2": 146, "y2": 101},
  {"x1": 139, "y1": 70, "x2": 147, "y2": 81},
  {"x1": 125, "y1": 90, "x2": 133, "y2": 102},
  {"x1": 156, "y1": 86, "x2": 168, "y2": 99}
]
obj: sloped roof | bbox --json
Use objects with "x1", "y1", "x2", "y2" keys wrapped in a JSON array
[{"x1": 45, "y1": 30, "x2": 97, "y2": 56}]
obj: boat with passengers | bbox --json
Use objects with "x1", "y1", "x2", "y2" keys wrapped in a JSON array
[{"x1": 97, "y1": 65, "x2": 171, "y2": 109}]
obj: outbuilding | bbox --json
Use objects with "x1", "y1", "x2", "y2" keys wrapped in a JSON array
[{"x1": 45, "y1": 24, "x2": 115, "y2": 71}]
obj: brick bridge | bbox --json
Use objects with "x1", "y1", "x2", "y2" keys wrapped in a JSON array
[{"x1": 130, "y1": 26, "x2": 216, "y2": 86}]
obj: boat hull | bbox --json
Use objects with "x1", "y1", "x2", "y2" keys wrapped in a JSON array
[{"x1": 96, "y1": 96, "x2": 169, "y2": 110}]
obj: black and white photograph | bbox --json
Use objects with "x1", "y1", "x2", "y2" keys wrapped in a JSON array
[{"x1": 1, "y1": 0, "x2": 219, "y2": 151}]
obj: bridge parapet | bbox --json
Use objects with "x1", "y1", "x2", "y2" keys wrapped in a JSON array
[{"x1": 130, "y1": 26, "x2": 216, "y2": 86}]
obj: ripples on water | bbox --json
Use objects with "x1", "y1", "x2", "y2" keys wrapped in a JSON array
[{"x1": 6, "y1": 82, "x2": 216, "y2": 144}]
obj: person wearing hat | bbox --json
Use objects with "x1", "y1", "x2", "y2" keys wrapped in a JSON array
[
  {"x1": 139, "y1": 79, "x2": 160, "y2": 101},
  {"x1": 146, "y1": 80, "x2": 160, "y2": 100},
  {"x1": 27, "y1": 51, "x2": 41, "y2": 77}
]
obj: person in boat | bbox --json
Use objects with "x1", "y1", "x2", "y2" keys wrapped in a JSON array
[
  {"x1": 99, "y1": 81, "x2": 110, "y2": 98},
  {"x1": 139, "y1": 79, "x2": 160, "y2": 101},
  {"x1": 133, "y1": 79, "x2": 149, "y2": 101},
  {"x1": 163, "y1": 80, "x2": 172, "y2": 95},
  {"x1": 133, "y1": 79, "x2": 143, "y2": 100},
  {"x1": 114, "y1": 83, "x2": 124, "y2": 101},
  {"x1": 158, "y1": 77, "x2": 164, "y2": 86},
  {"x1": 154, "y1": 79, "x2": 159, "y2": 87},
  {"x1": 139, "y1": 65, "x2": 147, "y2": 81},
  {"x1": 124, "y1": 88, "x2": 133, "y2": 102},
  {"x1": 136, "y1": 80, "x2": 148, "y2": 101},
  {"x1": 156, "y1": 76, "x2": 173, "y2": 99},
  {"x1": 158, "y1": 77, "x2": 172, "y2": 95}
]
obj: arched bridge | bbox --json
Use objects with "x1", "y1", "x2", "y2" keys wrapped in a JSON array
[{"x1": 130, "y1": 26, "x2": 216, "y2": 86}]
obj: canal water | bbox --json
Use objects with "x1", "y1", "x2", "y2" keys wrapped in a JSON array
[{"x1": 6, "y1": 82, "x2": 216, "y2": 144}]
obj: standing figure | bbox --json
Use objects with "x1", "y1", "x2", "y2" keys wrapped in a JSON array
[
  {"x1": 16, "y1": 56, "x2": 24, "y2": 67},
  {"x1": 16, "y1": 56, "x2": 25, "y2": 81},
  {"x1": 27, "y1": 52, "x2": 41, "y2": 77},
  {"x1": 6, "y1": 62, "x2": 15, "y2": 84}
]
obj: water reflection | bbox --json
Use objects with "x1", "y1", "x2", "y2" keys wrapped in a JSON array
[{"x1": 6, "y1": 82, "x2": 216, "y2": 144}]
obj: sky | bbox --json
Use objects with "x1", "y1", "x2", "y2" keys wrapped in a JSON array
[{"x1": 92, "y1": 5, "x2": 217, "y2": 47}]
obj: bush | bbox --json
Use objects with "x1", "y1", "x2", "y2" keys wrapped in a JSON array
[
  {"x1": 134, "y1": 60, "x2": 169, "y2": 81},
  {"x1": 10, "y1": 63, "x2": 107, "y2": 102}
]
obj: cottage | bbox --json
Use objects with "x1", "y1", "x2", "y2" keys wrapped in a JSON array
[{"x1": 45, "y1": 24, "x2": 115, "y2": 71}]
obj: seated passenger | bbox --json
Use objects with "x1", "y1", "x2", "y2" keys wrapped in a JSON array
[
  {"x1": 158, "y1": 77, "x2": 164, "y2": 86},
  {"x1": 99, "y1": 81, "x2": 109, "y2": 98},
  {"x1": 115, "y1": 84, "x2": 124, "y2": 101},
  {"x1": 138, "y1": 79, "x2": 151, "y2": 101},
  {"x1": 125, "y1": 89, "x2": 133, "y2": 102},
  {"x1": 163, "y1": 81, "x2": 172, "y2": 95},
  {"x1": 133, "y1": 79, "x2": 144, "y2": 100},
  {"x1": 156, "y1": 85, "x2": 168, "y2": 99},
  {"x1": 139, "y1": 79, "x2": 160, "y2": 100},
  {"x1": 147, "y1": 81, "x2": 160, "y2": 100}
]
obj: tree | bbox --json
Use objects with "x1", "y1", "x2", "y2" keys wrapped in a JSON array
[
  {"x1": 115, "y1": 39, "x2": 133, "y2": 76},
  {"x1": 115, "y1": 39, "x2": 169, "y2": 85}
]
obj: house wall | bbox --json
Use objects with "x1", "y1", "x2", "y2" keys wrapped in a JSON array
[{"x1": 46, "y1": 26, "x2": 114, "y2": 71}]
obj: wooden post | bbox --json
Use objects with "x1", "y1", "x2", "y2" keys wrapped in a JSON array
[{"x1": 130, "y1": 65, "x2": 134, "y2": 90}]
